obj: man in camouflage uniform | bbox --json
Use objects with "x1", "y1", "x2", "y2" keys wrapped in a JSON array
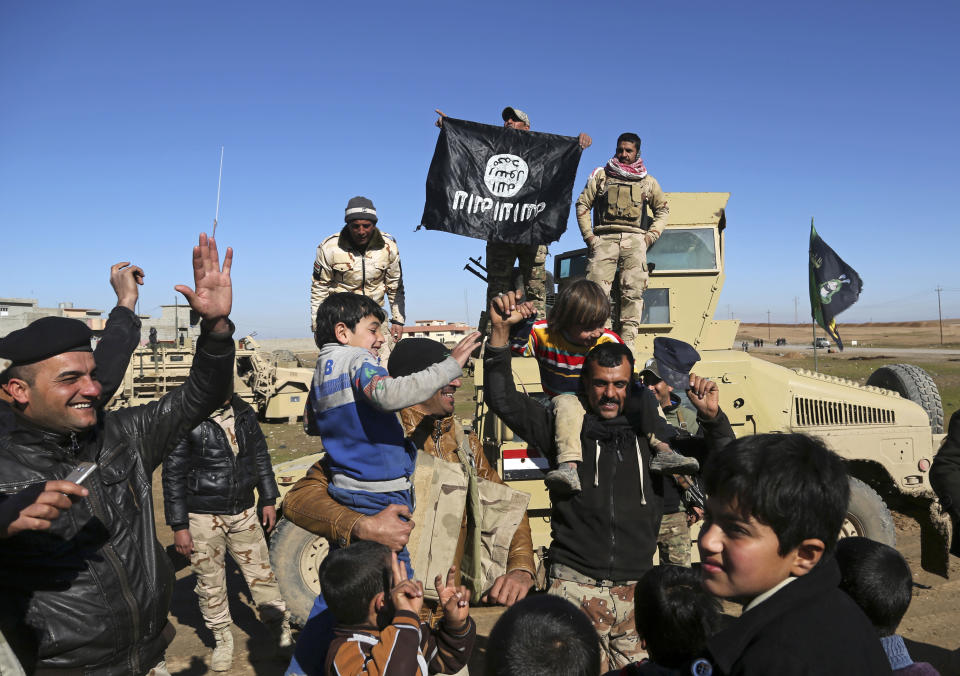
[
  {"x1": 577, "y1": 133, "x2": 669, "y2": 360},
  {"x1": 309, "y1": 196, "x2": 405, "y2": 357},
  {"x1": 639, "y1": 337, "x2": 728, "y2": 568},
  {"x1": 162, "y1": 392, "x2": 291, "y2": 671}
]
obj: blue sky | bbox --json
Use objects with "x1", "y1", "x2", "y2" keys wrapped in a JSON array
[{"x1": 2, "y1": 1, "x2": 958, "y2": 338}]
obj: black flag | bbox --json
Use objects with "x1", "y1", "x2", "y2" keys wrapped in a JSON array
[
  {"x1": 419, "y1": 117, "x2": 582, "y2": 245},
  {"x1": 808, "y1": 220, "x2": 863, "y2": 350}
]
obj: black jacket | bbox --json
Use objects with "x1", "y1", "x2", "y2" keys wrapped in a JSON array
[
  {"x1": 0, "y1": 327, "x2": 235, "y2": 675},
  {"x1": 0, "y1": 305, "x2": 141, "y2": 436},
  {"x1": 930, "y1": 408, "x2": 960, "y2": 555},
  {"x1": 162, "y1": 395, "x2": 279, "y2": 531},
  {"x1": 484, "y1": 345, "x2": 734, "y2": 582},
  {"x1": 706, "y1": 558, "x2": 892, "y2": 675}
]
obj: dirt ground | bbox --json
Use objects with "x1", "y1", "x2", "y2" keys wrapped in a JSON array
[{"x1": 152, "y1": 464, "x2": 960, "y2": 675}]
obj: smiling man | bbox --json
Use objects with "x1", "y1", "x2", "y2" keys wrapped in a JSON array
[
  {"x1": 0, "y1": 234, "x2": 235, "y2": 675},
  {"x1": 483, "y1": 290, "x2": 733, "y2": 672},
  {"x1": 309, "y1": 196, "x2": 405, "y2": 357}
]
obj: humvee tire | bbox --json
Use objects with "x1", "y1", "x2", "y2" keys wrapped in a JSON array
[
  {"x1": 269, "y1": 518, "x2": 328, "y2": 627},
  {"x1": 841, "y1": 477, "x2": 896, "y2": 547},
  {"x1": 866, "y1": 364, "x2": 944, "y2": 434}
]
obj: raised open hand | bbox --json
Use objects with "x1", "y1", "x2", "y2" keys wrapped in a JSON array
[{"x1": 174, "y1": 233, "x2": 233, "y2": 332}]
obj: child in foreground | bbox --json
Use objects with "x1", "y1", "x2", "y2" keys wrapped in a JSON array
[
  {"x1": 698, "y1": 433, "x2": 892, "y2": 675},
  {"x1": 508, "y1": 279, "x2": 696, "y2": 495},
  {"x1": 307, "y1": 293, "x2": 480, "y2": 566},
  {"x1": 604, "y1": 565, "x2": 720, "y2": 675},
  {"x1": 320, "y1": 541, "x2": 475, "y2": 676},
  {"x1": 484, "y1": 594, "x2": 600, "y2": 676},
  {"x1": 836, "y1": 537, "x2": 940, "y2": 675}
]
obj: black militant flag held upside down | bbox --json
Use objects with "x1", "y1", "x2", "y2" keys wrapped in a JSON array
[
  {"x1": 808, "y1": 220, "x2": 863, "y2": 351},
  {"x1": 419, "y1": 117, "x2": 583, "y2": 245}
]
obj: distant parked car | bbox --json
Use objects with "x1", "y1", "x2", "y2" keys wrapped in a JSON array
[{"x1": 813, "y1": 337, "x2": 830, "y2": 348}]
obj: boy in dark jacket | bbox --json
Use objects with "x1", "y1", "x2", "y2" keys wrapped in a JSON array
[
  {"x1": 321, "y1": 541, "x2": 475, "y2": 676},
  {"x1": 699, "y1": 434, "x2": 892, "y2": 675},
  {"x1": 836, "y1": 537, "x2": 940, "y2": 675},
  {"x1": 162, "y1": 389, "x2": 290, "y2": 671}
]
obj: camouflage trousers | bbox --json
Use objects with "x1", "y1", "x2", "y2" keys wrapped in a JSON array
[
  {"x1": 586, "y1": 232, "x2": 649, "y2": 359},
  {"x1": 486, "y1": 242, "x2": 547, "y2": 318},
  {"x1": 188, "y1": 509, "x2": 286, "y2": 630},
  {"x1": 548, "y1": 571, "x2": 645, "y2": 672},
  {"x1": 657, "y1": 510, "x2": 692, "y2": 567}
]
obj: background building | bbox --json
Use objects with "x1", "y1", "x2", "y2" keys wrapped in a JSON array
[{"x1": 401, "y1": 320, "x2": 476, "y2": 345}]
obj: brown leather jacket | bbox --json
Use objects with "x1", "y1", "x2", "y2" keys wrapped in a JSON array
[{"x1": 282, "y1": 406, "x2": 536, "y2": 581}]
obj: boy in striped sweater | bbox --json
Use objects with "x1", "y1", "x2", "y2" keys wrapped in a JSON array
[
  {"x1": 509, "y1": 279, "x2": 697, "y2": 495},
  {"x1": 321, "y1": 541, "x2": 475, "y2": 676},
  {"x1": 307, "y1": 293, "x2": 480, "y2": 569}
]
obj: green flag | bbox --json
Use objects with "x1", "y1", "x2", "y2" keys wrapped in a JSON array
[{"x1": 808, "y1": 220, "x2": 863, "y2": 350}]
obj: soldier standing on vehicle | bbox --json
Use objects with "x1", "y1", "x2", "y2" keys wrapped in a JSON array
[
  {"x1": 577, "y1": 133, "x2": 669, "y2": 361},
  {"x1": 309, "y1": 196, "x2": 405, "y2": 357},
  {"x1": 435, "y1": 107, "x2": 591, "y2": 320},
  {"x1": 162, "y1": 385, "x2": 292, "y2": 672}
]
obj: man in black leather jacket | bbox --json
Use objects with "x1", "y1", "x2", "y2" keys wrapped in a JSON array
[
  {"x1": 162, "y1": 390, "x2": 289, "y2": 671},
  {"x1": 0, "y1": 234, "x2": 234, "y2": 676}
]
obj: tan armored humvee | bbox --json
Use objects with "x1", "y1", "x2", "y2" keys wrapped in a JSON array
[
  {"x1": 269, "y1": 192, "x2": 952, "y2": 625},
  {"x1": 477, "y1": 192, "x2": 949, "y2": 567}
]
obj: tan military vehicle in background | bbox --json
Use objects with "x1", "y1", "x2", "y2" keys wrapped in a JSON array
[
  {"x1": 107, "y1": 335, "x2": 313, "y2": 420},
  {"x1": 268, "y1": 192, "x2": 952, "y2": 625},
  {"x1": 477, "y1": 192, "x2": 949, "y2": 571}
]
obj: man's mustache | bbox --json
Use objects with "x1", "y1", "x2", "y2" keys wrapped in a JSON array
[{"x1": 598, "y1": 396, "x2": 619, "y2": 406}]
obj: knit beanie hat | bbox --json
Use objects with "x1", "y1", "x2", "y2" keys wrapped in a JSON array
[
  {"x1": 388, "y1": 338, "x2": 451, "y2": 377},
  {"x1": 344, "y1": 196, "x2": 378, "y2": 224}
]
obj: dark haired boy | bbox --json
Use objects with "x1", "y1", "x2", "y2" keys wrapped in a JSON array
[
  {"x1": 605, "y1": 565, "x2": 720, "y2": 675},
  {"x1": 320, "y1": 541, "x2": 475, "y2": 676},
  {"x1": 836, "y1": 537, "x2": 940, "y2": 675},
  {"x1": 307, "y1": 292, "x2": 480, "y2": 568},
  {"x1": 698, "y1": 434, "x2": 892, "y2": 675},
  {"x1": 484, "y1": 594, "x2": 600, "y2": 676}
]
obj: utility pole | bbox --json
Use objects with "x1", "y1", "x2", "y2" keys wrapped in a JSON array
[
  {"x1": 936, "y1": 286, "x2": 944, "y2": 345},
  {"x1": 767, "y1": 310, "x2": 771, "y2": 340},
  {"x1": 794, "y1": 296, "x2": 799, "y2": 325}
]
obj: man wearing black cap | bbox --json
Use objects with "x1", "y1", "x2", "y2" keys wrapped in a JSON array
[
  {"x1": 483, "y1": 292, "x2": 734, "y2": 671},
  {"x1": 0, "y1": 234, "x2": 235, "y2": 675},
  {"x1": 309, "y1": 196, "x2": 406, "y2": 354},
  {"x1": 0, "y1": 261, "x2": 145, "y2": 435},
  {"x1": 435, "y1": 107, "x2": 592, "y2": 321},
  {"x1": 639, "y1": 337, "x2": 727, "y2": 567}
]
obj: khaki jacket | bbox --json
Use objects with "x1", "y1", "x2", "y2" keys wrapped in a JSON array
[
  {"x1": 310, "y1": 227, "x2": 405, "y2": 330},
  {"x1": 576, "y1": 168, "x2": 669, "y2": 242},
  {"x1": 282, "y1": 407, "x2": 537, "y2": 581}
]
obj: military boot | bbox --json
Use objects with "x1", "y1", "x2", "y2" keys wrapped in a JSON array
[
  {"x1": 266, "y1": 611, "x2": 294, "y2": 658},
  {"x1": 210, "y1": 625, "x2": 234, "y2": 672}
]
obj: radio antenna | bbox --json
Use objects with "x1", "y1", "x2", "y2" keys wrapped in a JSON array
[{"x1": 212, "y1": 145, "x2": 224, "y2": 238}]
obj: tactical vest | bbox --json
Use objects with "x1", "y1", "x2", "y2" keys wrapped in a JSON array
[{"x1": 600, "y1": 178, "x2": 650, "y2": 229}]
